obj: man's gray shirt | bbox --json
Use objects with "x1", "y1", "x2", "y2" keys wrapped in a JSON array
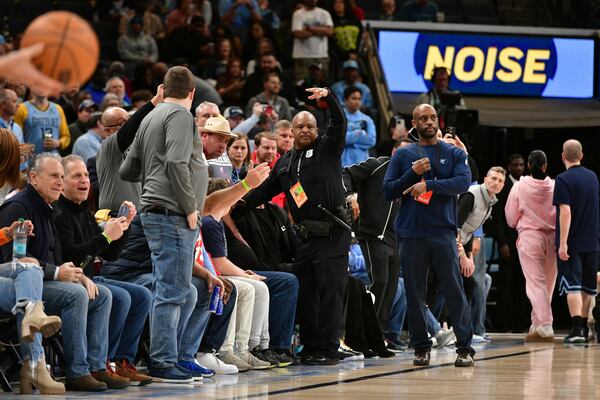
[
  {"x1": 120, "y1": 102, "x2": 208, "y2": 215},
  {"x1": 97, "y1": 133, "x2": 142, "y2": 211}
]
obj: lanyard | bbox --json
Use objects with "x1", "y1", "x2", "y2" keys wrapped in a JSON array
[{"x1": 416, "y1": 143, "x2": 441, "y2": 180}]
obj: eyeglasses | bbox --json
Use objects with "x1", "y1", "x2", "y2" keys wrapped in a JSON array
[{"x1": 104, "y1": 123, "x2": 125, "y2": 129}]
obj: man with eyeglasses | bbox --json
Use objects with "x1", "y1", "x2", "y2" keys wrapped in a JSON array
[{"x1": 383, "y1": 104, "x2": 475, "y2": 368}]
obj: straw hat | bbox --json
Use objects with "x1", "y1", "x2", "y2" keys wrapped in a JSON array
[{"x1": 200, "y1": 116, "x2": 238, "y2": 138}]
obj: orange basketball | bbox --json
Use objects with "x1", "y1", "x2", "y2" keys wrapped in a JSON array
[{"x1": 21, "y1": 11, "x2": 100, "y2": 87}]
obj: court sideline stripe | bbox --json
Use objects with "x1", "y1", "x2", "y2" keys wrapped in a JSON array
[{"x1": 235, "y1": 347, "x2": 558, "y2": 399}]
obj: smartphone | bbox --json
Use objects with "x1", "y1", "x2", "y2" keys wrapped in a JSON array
[
  {"x1": 445, "y1": 126, "x2": 456, "y2": 138},
  {"x1": 264, "y1": 105, "x2": 274, "y2": 117},
  {"x1": 117, "y1": 204, "x2": 130, "y2": 218}
]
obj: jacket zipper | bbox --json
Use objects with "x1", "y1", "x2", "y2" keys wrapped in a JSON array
[{"x1": 378, "y1": 202, "x2": 393, "y2": 240}]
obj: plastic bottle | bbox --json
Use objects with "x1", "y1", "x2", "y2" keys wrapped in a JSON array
[{"x1": 12, "y1": 218, "x2": 27, "y2": 262}]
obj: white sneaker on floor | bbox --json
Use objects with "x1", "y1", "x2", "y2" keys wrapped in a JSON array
[
  {"x1": 471, "y1": 334, "x2": 488, "y2": 344},
  {"x1": 196, "y1": 352, "x2": 238, "y2": 375},
  {"x1": 535, "y1": 325, "x2": 555, "y2": 338},
  {"x1": 435, "y1": 328, "x2": 456, "y2": 348}
]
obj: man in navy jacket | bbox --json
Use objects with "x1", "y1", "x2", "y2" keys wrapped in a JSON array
[{"x1": 383, "y1": 104, "x2": 475, "y2": 367}]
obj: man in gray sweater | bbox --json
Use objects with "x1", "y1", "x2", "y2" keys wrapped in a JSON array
[{"x1": 120, "y1": 66, "x2": 205, "y2": 383}]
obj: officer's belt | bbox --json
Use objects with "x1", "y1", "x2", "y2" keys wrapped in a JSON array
[{"x1": 293, "y1": 219, "x2": 332, "y2": 238}]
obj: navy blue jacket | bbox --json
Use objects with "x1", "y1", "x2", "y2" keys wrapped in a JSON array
[
  {"x1": 382, "y1": 141, "x2": 471, "y2": 238},
  {"x1": 0, "y1": 185, "x2": 62, "y2": 280}
]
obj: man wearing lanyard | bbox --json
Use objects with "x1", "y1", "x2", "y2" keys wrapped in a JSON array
[
  {"x1": 383, "y1": 104, "x2": 475, "y2": 367},
  {"x1": 232, "y1": 87, "x2": 351, "y2": 365}
]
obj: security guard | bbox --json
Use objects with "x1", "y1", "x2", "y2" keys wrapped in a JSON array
[{"x1": 232, "y1": 87, "x2": 351, "y2": 365}]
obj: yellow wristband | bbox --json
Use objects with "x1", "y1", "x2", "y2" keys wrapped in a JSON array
[
  {"x1": 241, "y1": 179, "x2": 251, "y2": 192},
  {"x1": 102, "y1": 232, "x2": 112, "y2": 244}
]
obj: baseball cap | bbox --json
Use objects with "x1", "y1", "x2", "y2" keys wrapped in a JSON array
[
  {"x1": 78, "y1": 99, "x2": 98, "y2": 112},
  {"x1": 308, "y1": 62, "x2": 322, "y2": 70},
  {"x1": 342, "y1": 60, "x2": 359, "y2": 70},
  {"x1": 223, "y1": 106, "x2": 244, "y2": 119}
]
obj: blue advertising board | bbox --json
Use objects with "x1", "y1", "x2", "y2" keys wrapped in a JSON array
[{"x1": 378, "y1": 30, "x2": 595, "y2": 98}]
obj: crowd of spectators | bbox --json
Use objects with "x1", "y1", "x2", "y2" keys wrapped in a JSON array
[{"x1": 0, "y1": 0, "x2": 599, "y2": 394}]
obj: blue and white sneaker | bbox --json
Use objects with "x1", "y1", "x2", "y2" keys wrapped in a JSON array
[{"x1": 177, "y1": 360, "x2": 215, "y2": 380}]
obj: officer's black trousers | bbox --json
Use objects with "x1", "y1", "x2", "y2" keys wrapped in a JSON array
[{"x1": 293, "y1": 229, "x2": 351, "y2": 357}]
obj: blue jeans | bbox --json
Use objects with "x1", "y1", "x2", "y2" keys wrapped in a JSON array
[
  {"x1": 141, "y1": 211, "x2": 199, "y2": 369},
  {"x1": 399, "y1": 234, "x2": 473, "y2": 353},
  {"x1": 0, "y1": 262, "x2": 45, "y2": 362},
  {"x1": 255, "y1": 270, "x2": 299, "y2": 349},
  {"x1": 179, "y1": 276, "x2": 211, "y2": 362},
  {"x1": 93, "y1": 276, "x2": 152, "y2": 362},
  {"x1": 387, "y1": 277, "x2": 407, "y2": 336},
  {"x1": 42, "y1": 280, "x2": 112, "y2": 377}
]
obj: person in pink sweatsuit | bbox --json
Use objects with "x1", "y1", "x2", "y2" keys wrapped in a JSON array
[{"x1": 505, "y1": 150, "x2": 556, "y2": 340}]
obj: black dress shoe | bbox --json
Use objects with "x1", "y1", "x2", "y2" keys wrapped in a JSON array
[{"x1": 302, "y1": 352, "x2": 339, "y2": 366}]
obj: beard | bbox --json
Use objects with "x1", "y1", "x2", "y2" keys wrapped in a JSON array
[{"x1": 418, "y1": 127, "x2": 437, "y2": 139}]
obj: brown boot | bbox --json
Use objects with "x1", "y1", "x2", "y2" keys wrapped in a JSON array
[
  {"x1": 21, "y1": 302, "x2": 62, "y2": 342},
  {"x1": 20, "y1": 358, "x2": 65, "y2": 395},
  {"x1": 92, "y1": 364, "x2": 130, "y2": 389},
  {"x1": 115, "y1": 359, "x2": 153, "y2": 386},
  {"x1": 65, "y1": 374, "x2": 107, "y2": 392}
]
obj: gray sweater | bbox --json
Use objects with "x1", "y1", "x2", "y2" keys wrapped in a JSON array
[{"x1": 120, "y1": 102, "x2": 208, "y2": 216}]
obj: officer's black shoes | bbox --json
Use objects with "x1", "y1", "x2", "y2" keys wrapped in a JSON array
[
  {"x1": 413, "y1": 350, "x2": 430, "y2": 366},
  {"x1": 454, "y1": 350, "x2": 474, "y2": 367},
  {"x1": 301, "y1": 351, "x2": 340, "y2": 366}
]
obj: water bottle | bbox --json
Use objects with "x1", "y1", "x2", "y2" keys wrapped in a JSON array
[{"x1": 12, "y1": 218, "x2": 27, "y2": 263}]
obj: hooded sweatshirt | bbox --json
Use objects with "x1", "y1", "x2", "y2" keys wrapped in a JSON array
[{"x1": 505, "y1": 175, "x2": 555, "y2": 233}]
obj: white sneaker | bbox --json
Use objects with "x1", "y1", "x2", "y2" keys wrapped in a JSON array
[
  {"x1": 471, "y1": 334, "x2": 488, "y2": 344},
  {"x1": 197, "y1": 351, "x2": 238, "y2": 374},
  {"x1": 535, "y1": 325, "x2": 555, "y2": 338},
  {"x1": 434, "y1": 328, "x2": 456, "y2": 348}
]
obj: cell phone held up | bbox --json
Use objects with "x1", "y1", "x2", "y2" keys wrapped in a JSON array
[
  {"x1": 445, "y1": 126, "x2": 456, "y2": 138},
  {"x1": 117, "y1": 204, "x2": 130, "y2": 219}
]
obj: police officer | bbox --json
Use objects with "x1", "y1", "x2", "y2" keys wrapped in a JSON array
[{"x1": 233, "y1": 87, "x2": 350, "y2": 365}]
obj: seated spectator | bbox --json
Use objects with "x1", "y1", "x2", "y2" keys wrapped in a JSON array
[
  {"x1": 85, "y1": 63, "x2": 109, "y2": 105},
  {"x1": 53, "y1": 155, "x2": 153, "y2": 386},
  {"x1": 72, "y1": 111, "x2": 105, "y2": 164},
  {"x1": 166, "y1": 0, "x2": 201, "y2": 34},
  {"x1": 228, "y1": 133, "x2": 252, "y2": 183},
  {"x1": 291, "y1": 0, "x2": 334, "y2": 81},
  {"x1": 0, "y1": 132, "x2": 64, "y2": 394},
  {"x1": 65, "y1": 100, "x2": 98, "y2": 156},
  {"x1": 206, "y1": 38, "x2": 239, "y2": 80},
  {"x1": 224, "y1": 103, "x2": 266, "y2": 137},
  {"x1": 258, "y1": 0, "x2": 281, "y2": 30},
  {"x1": 274, "y1": 119, "x2": 294, "y2": 155},
  {"x1": 379, "y1": 0, "x2": 399, "y2": 20},
  {"x1": 119, "y1": 0, "x2": 166, "y2": 40},
  {"x1": 0, "y1": 154, "x2": 114, "y2": 392},
  {"x1": 0, "y1": 88, "x2": 29, "y2": 170},
  {"x1": 252, "y1": 132, "x2": 279, "y2": 169},
  {"x1": 242, "y1": 52, "x2": 295, "y2": 107},
  {"x1": 399, "y1": 0, "x2": 439, "y2": 22},
  {"x1": 55, "y1": 86, "x2": 80, "y2": 125},
  {"x1": 331, "y1": 60, "x2": 373, "y2": 109},
  {"x1": 246, "y1": 73, "x2": 291, "y2": 122},
  {"x1": 296, "y1": 63, "x2": 330, "y2": 121},
  {"x1": 130, "y1": 90, "x2": 153, "y2": 113},
  {"x1": 105, "y1": 77, "x2": 132, "y2": 109},
  {"x1": 330, "y1": 0, "x2": 363, "y2": 62},
  {"x1": 341, "y1": 87, "x2": 376, "y2": 167},
  {"x1": 245, "y1": 38, "x2": 278, "y2": 76},
  {"x1": 202, "y1": 179, "x2": 272, "y2": 370},
  {"x1": 14, "y1": 93, "x2": 70, "y2": 156},
  {"x1": 167, "y1": 16, "x2": 211, "y2": 65},
  {"x1": 224, "y1": 106, "x2": 246, "y2": 131},
  {"x1": 242, "y1": 21, "x2": 274, "y2": 64},
  {"x1": 117, "y1": 16, "x2": 159, "y2": 65},
  {"x1": 100, "y1": 93, "x2": 123, "y2": 111},
  {"x1": 108, "y1": 62, "x2": 133, "y2": 100},
  {"x1": 219, "y1": 0, "x2": 263, "y2": 44}
]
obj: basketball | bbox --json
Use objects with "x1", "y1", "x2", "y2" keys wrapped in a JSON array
[{"x1": 20, "y1": 11, "x2": 99, "y2": 87}]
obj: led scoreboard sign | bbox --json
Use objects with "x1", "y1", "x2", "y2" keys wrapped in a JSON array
[{"x1": 378, "y1": 30, "x2": 595, "y2": 98}]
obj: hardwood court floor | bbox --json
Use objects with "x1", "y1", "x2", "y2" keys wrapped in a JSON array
[{"x1": 5, "y1": 334, "x2": 600, "y2": 399}]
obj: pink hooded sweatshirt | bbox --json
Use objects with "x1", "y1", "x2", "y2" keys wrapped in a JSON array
[{"x1": 505, "y1": 175, "x2": 556, "y2": 233}]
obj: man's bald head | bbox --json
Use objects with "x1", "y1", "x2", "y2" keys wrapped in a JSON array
[
  {"x1": 292, "y1": 111, "x2": 318, "y2": 150},
  {"x1": 563, "y1": 139, "x2": 583, "y2": 163},
  {"x1": 412, "y1": 103, "x2": 436, "y2": 120},
  {"x1": 101, "y1": 107, "x2": 130, "y2": 137}
]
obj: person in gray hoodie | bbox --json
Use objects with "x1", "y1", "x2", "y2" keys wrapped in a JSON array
[{"x1": 117, "y1": 16, "x2": 159, "y2": 64}]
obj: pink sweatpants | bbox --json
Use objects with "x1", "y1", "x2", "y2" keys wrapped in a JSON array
[{"x1": 516, "y1": 229, "x2": 557, "y2": 327}]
